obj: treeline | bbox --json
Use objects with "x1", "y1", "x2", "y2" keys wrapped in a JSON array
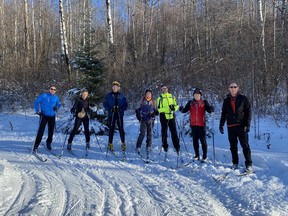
[{"x1": 0, "y1": 0, "x2": 287, "y2": 119}]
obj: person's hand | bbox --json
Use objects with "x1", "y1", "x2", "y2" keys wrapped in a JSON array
[
  {"x1": 53, "y1": 105, "x2": 58, "y2": 111},
  {"x1": 169, "y1": 104, "x2": 175, "y2": 111},
  {"x1": 36, "y1": 111, "x2": 43, "y2": 116},
  {"x1": 244, "y1": 126, "x2": 250, "y2": 133},
  {"x1": 219, "y1": 125, "x2": 224, "y2": 134},
  {"x1": 210, "y1": 105, "x2": 215, "y2": 112},
  {"x1": 112, "y1": 106, "x2": 119, "y2": 113},
  {"x1": 148, "y1": 112, "x2": 156, "y2": 118},
  {"x1": 154, "y1": 110, "x2": 159, "y2": 116}
]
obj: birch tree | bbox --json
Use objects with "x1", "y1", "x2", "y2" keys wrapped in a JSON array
[
  {"x1": 24, "y1": 0, "x2": 30, "y2": 66},
  {"x1": 0, "y1": 0, "x2": 5, "y2": 66},
  {"x1": 31, "y1": 0, "x2": 37, "y2": 65},
  {"x1": 59, "y1": 0, "x2": 71, "y2": 78},
  {"x1": 106, "y1": 0, "x2": 114, "y2": 46}
]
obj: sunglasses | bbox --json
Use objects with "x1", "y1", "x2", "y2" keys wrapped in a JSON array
[
  {"x1": 229, "y1": 86, "x2": 238, "y2": 89},
  {"x1": 50, "y1": 88, "x2": 57, "y2": 91}
]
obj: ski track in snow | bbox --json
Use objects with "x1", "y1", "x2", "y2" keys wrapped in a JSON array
[{"x1": 0, "y1": 113, "x2": 288, "y2": 215}]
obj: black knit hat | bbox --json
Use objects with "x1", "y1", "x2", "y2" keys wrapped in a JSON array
[
  {"x1": 193, "y1": 88, "x2": 202, "y2": 96},
  {"x1": 145, "y1": 89, "x2": 152, "y2": 94}
]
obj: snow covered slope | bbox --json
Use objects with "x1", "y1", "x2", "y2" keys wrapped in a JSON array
[{"x1": 0, "y1": 112, "x2": 287, "y2": 216}]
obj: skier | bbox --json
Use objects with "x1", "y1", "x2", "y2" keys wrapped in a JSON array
[
  {"x1": 103, "y1": 81, "x2": 128, "y2": 152},
  {"x1": 67, "y1": 89, "x2": 91, "y2": 150},
  {"x1": 179, "y1": 88, "x2": 214, "y2": 162},
  {"x1": 219, "y1": 82, "x2": 253, "y2": 173},
  {"x1": 135, "y1": 89, "x2": 159, "y2": 156},
  {"x1": 33, "y1": 84, "x2": 61, "y2": 152},
  {"x1": 156, "y1": 85, "x2": 180, "y2": 157}
]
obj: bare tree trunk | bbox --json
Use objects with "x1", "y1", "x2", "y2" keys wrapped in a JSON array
[
  {"x1": 258, "y1": 0, "x2": 267, "y2": 72},
  {"x1": 32, "y1": 0, "x2": 37, "y2": 65},
  {"x1": 272, "y1": 0, "x2": 277, "y2": 59},
  {"x1": 106, "y1": 0, "x2": 114, "y2": 46},
  {"x1": 14, "y1": 0, "x2": 18, "y2": 63},
  {"x1": 24, "y1": 0, "x2": 30, "y2": 66},
  {"x1": 59, "y1": 0, "x2": 71, "y2": 78},
  {"x1": 280, "y1": 0, "x2": 287, "y2": 103},
  {"x1": 0, "y1": 0, "x2": 5, "y2": 66}
]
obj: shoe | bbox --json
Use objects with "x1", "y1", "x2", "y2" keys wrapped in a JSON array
[
  {"x1": 135, "y1": 147, "x2": 141, "y2": 154},
  {"x1": 164, "y1": 152, "x2": 168, "y2": 160},
  {"x1": 193, "y1": 155, "x2": 200, "y2": 161},
  {"x1": 177, "y1": 151, "x2": 184, "y2": 163},
  {"x1": 108, "y1": 143, "x2": 114, "y2": 151},
  {"x1": 67, "y1": 143, "x2": 72, "y2": 151},
  {"x1": 246, "y1": 166, "x2": 253, "y2": 174},
  {"x1": 46, "y1": 142, "x2": 52, "y2": 150},
  {"x1": 121, "y1": 143, "x2": 126, "y2": 151},
  {"x1": 146, "y1": 147, "x2": 151, "y2": 154},
  {"x1": 86, "y1": 142, "x2": 90, "y2": 149},
  {"x1": 32, "y1": 147, "x2": 38, "y2": 153},
  {"x1": 201, "y1": 157, "x2": 207, "y2": 162},
  {"x1": 231, "y1": 164, "x2": 238, "y2": 170}
]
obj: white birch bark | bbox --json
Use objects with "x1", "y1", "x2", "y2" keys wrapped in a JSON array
[
  {"x1": 24, "y1": 0, "x2": 30, "y2": 66},
  {"x1": 14, "y1": 0, "x2": 18, "y2": 62},
  {"x1": 258, "y1": 0, "x2": 267, "y2": 72},
  {"x1": 0, "y1": 0, "x2": 5, "y2": 65},
  {"x1": 32, "y1": 0, "x2": 37, "y2": 64},
  {"x1": 59, "y1": 0, "x2": 71, "y2": 77},
  {"x1": 106, "y1": 0, "x2": 114, "y2": 46}
]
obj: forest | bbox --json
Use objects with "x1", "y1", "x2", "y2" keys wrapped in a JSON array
[{"x1": 0, "y1": 0, "x2": 287, "y2": 120}]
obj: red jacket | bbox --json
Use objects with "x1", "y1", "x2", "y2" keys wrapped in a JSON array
[
  {"x1": 181, "y1": 99, "x2": 213, "y2": 127},
  {"x1": 189, "y1": 100, "x2": 206, "y2": 126}
]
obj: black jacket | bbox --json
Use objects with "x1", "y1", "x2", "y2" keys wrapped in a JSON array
[
  {"x1": 71, "y1": 97, "x2": 90, "y2": 117},
  {"x1": 220, "y1": 94, "x2": 252, "y2": 128}
]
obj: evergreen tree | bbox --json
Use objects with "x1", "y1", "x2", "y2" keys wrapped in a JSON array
[{"x1": 72, "y1": 45, "x2": 105, "y2": 102}]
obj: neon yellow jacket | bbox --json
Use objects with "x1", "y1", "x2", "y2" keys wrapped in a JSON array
[{"x1": 156, "y1": 92, "x2": 179, "y2": 120}]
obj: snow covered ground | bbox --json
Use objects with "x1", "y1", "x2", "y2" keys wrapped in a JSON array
[{"x1": 0, "y1": 110, "x2": 287, "y2": 216}]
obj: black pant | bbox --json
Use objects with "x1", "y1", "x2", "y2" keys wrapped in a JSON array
[
  {"x1": 108, "y1": 113, "x2": 125, "y2": 144},
  {"x1": 191, "y1": 126, "x2": 207, "y2": 158},
  {"x1": 34, "y1": 115, "x2": 56, "y2": 148},
  {"x1": 160, "y1": 113, "x2": 180, "y2": 152},
  {"x1": 228, "y1": 126, "x2": 252, "y2": 167},
  {"x1": 136, "y1": 120, "x2": 153, "y2": 149},
  {"x1": 68, "y1": 116, "x2": 90, "y2": 143}
]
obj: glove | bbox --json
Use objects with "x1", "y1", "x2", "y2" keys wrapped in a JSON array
[
  {"x1": 113, "y1": 106, "x2": 119, "y2": 113},
  {"x1": 169, "y1": 104, "x2": 175, "y2": 111},
  {"x1": 148, "y1": 112, "x2": 156, "y2": 118},
  {"x1": 244, "y1": 126, "x2": 250, "y2": 133},
  {"x1": 210, "y1": 105, "x2": 215, "y2": 112},
  {"x1": 179, "y1": 106, "x2": 184, "y2": 112},
  {"x1": 53, "y1": 105, "x2": 58, "y2": 111},
  {"x1": 36, "y1": 111, "x2": 43, "y2": 116},
  {"x1": 135, "y1": 108, "x2": 141, "y2": 121},
  {"x1": 70, "y1": 108, "x2": 75, "y2": 114},
  {"x1": 219, "y1": 125, "x2": 224, "y2": 134},
  {"x1": 154, "y1": 110, "x2": 159, "y2": 116}
]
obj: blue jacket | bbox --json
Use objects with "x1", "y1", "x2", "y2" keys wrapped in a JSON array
[
  {"x1": 136, "y1": 97, "x2": 157, "y2": 121},
  {"x1": 103, "y1": 92, "x2": 128, "y2": 117},
  {"x1": 34, "y1": 92, "x2": 61, "y2": 117}
]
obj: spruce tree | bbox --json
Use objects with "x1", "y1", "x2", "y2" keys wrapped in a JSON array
[{"x1": 72, "y1": 45, "x2": 105, "y2": 102}]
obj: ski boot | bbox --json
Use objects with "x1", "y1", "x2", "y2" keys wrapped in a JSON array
[
  {"x1": 121, "y1": 143, "x2": 126, "y2": 151},
  {"x1": 67, "y1": 143, "x2": 72, "y2": 151}
]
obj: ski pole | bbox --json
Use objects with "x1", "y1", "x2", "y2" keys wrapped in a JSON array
[
  {"x1": 59, "y1": 117, "x2": 74, "y2": 157},
  {"x1": 175, "y1": 117, "x2": 189, "y2": 153},
  {"x1": 211, "y1": 112, "x2": 216, "y2": 166},
  {"x1": 91, "y1": 125, "x2": 103, "y2": 152},
  {"x1": 106, "y1": 111, "x2": 115, "y2": 158},
  {"x1": 31, "y1": 113, "x2": 42, "y2": 154}
]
